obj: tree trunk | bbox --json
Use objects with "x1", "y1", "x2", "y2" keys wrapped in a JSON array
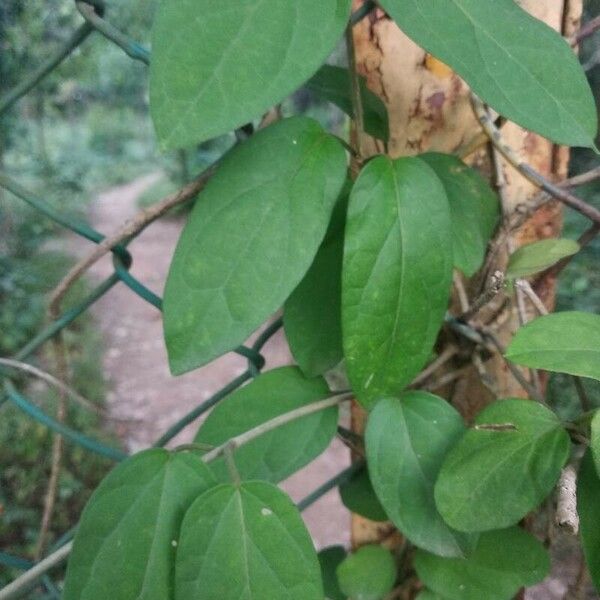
[{"x1": 348, "y1": 0, "x2": 582, "y2": 572}]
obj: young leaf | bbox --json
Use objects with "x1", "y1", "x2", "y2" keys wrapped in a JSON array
[
  {"x1": 342, "y1": 156, "x2": 452, "y2": 407},
  {"x1": 366, "y1": 395, "x2": 477, "y2": 557},
  {"x1": 506, "y1": 239, "x2": 580, "y2": 280},
  {"x1": 339, "y1": 467, "x2": 388, "y2": 523},
  {"x1": 150, "y1": 0, "x2": 352, "y2": 148},
  {"x1": 419, "y1": 153, "x2": 499, "y2": 277},
  {"x1": 592, "y1": 410, "x2": 600, "y2": 476},
  {"x1": 377, "y1": 0, "x2": 597, "y2": 148},
  {"x1": 435, "y1": 399, "x2": 570, "y2": 532},
  {"x1": 306, "y1": 64, "x2": 389, "y2": 141},
  {"x1": 284, "y1": 192, "x2": 348, "y2": 378},
  {"x1": 578, "y1": 450, "x2": 600, "y2": 593},
  {"x1": 336, "y1": 545, "x2": 396, "y2": 600},
  {"x1": 505, "y1": 311, "x2": 600, "y2": 381},
  {"x1": 318, "y1": 546, "x2": 347, "y2": 600},
  {"x1": 63, "y1": 449, "x2": 216, "y2": 600},
  {"x1": 163, "y1": 117, "x2": 348, "y2": 375},
  {"x1": 414, "y1": 527, "x2": 550, "y2": 600},
  {"x1": 175, "y1": 482, "x2": 323, "y2": 599},
  {"x1": 194, "y1": 367, "x2": 337, "y2": 483}
]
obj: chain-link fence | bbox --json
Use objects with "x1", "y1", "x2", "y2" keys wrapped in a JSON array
[{"x1": 0, "y1": 2, "x2": 360, "y2": 596}]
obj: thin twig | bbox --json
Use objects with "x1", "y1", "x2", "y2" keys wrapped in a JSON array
[
  {"x1": 459, "y1": 271, "x2": 505, "y2": 322},
  {"x1": 572, "y1": 376, "x2": 591, "y2": 413},
  {"x1": 410, "y1": 346, "x2": 459, "y2": 388},
  {"x1": 515, "y1": 280, "x2": 549, "y2": 316},
  {"x1": 571, "y1": 15, "x2": 600, "y2": 45},
  {"x1": 345, "y1": 25, "x2": 366, "y2": 159},
  {"x1": 453, "y1": 271, "x2": 470, "y2": 313},
  {"x1": 471, "y1": 94, "x2": 600, "y2": 227},
  {"x1": 48, "y1": 167, "x2": 215, "y2": 317}
]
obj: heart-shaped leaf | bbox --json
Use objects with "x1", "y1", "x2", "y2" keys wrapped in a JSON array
[
  {"x1": 342, "y1": 156, "x2": 452, "y2": 407},
  {"x1": 366, "y1": 395, "x2": 476, "y2": 557},
  {"x1": 505, "y1": 311, "x2": 600, "y2": 381},
  {"x1": 306, "y1": 64, "x2": 389, "y2": 141},
  {"x1": 378, "y1": 0, "x2": 597, "y2": 148},
  {"x1": 150, "y1": 0, "x2": 352, "y2": 148},
  {"x1": 284, "y1": 192, "x2": 348, "y2": 377},
  {"x1": 195, "y1": 367, "x2": 337, "y2": 482},
  {"x1": 414, "y1": 527, "x2": 550, "y2": 600},
  {"x1": 419, "y1": 153, "x2": 499, "y2": 277},
  {"x1": 336, "y1": 545, "x2": 396, "y2": 600},
  {"x1": 163, "y1": 117, "x2": 348, "y2": 375},
  {"x1": 435, "y1": 399, "x2": 570, "y2": 532},
  {"x1": 63, "y1": 449, "x2": 216, "y2": 600},
  {"x1": 175, "y1": 481, "x2": 323, "y2": 599},
  {"x1": 506, "y1": 239, "x2": 580, "y2": 280},
  {"x1": 578, "y1": 450, "x2": 600, "y2": 593}
]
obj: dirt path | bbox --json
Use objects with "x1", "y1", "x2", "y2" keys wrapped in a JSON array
[{"x1": 79, "y1": 174, "x2": 350, "y2": 549}]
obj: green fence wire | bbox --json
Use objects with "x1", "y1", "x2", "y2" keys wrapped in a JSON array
[{"x1": 0, "y1": 0, "x2": 373, "y2": 593}]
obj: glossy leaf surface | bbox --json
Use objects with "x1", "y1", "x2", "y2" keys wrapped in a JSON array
[
  {"x1": 366, "y1": 395, "x2": 476, "y2": 557},
  {"x1": 163, "y1": 117, "x2": 348, "y2": 374},
  {"x1": 435, "y1": 399, "x2": 570, "y2": 532},
  {"x1": 175, "y1": 482, "x2": 322, "y2": 599},
  {"x1": 342, "y1": 156, "x2": 452, "y2": 407},
  {"x1": 336, "y1": 545, "x2": 396, "y2": 600},
  {"x1": 151, "y1": 0, "x2": 351, "y2": 148}
]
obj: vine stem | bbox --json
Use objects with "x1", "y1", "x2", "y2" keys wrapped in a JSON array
[{"x1": 0, "y1": 393, "x2": 351, "y2": 598}]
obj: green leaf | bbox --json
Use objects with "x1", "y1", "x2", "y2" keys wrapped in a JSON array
[
  {"x1": 506, "y1": 239, "x2": 580, "y2": 280},
  {"x1": 578, "y1": 450, "x2": 600, "y2": 593},
  {"x1": 318, "y1": 546, "x2": 347, "y2": 600},
  {"x1": 336, "y1": 545, "x2": 396, "y2": 600},
  {"x1": 163, "y1": 117, "x2": 348, "y2": 375},
  {"x1": 342, "y1": 156, "x2": 452, "y2": 407},
  {"x1": 416, "y1": 592, "x2": 450, "y2": 600},
  {"x1": 366, "y1": 395, "x2": 476, "y2": 557},
  {"x1": 175, "y1": 481, "x2": 323, "y2": 599},
  {"x1": 419, "y1": 153, "x2": 499, "y2": 277},
  {"x1": 306, "y1": 64, "x2": 389, "y2": 141},
  {"x1": 435, "y1": 399, "x2": 570, "y2": 532},
  {"x1": 195, "y1": 367, "x2": 337, "y2": 482},
  {"x1": 63, "y1": 449, "x2": 216, "y2": 600},
  {"x1": 378, "y1": 0, "x2": 597, "y2": 148},
  {"x1": 592, "y1": 411, "x2": 600, "y2": 476},
  {"x1": 150, "y1": 0, "x2": 352, "y2": 148},
  {"x1": 339, "y1": 467, "x2": 388, "y2": 522},
  {"x1": 414, "y1": 527, "x2": 550, "y2": 600},
  {"x1": 284, "y1": 192, "x2": 347, "y2": 377},
  {"x1": 505, "y1": 311, "x2": 600, "y2": 381}
]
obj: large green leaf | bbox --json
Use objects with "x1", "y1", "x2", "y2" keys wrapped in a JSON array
[
  {"x1": 414, "y1": 527, "x2": 550, "y2": 600},
  {"x1": 378, "y1": 0, "x2": 597, "y2": 148},
  {"x1": 163, "y1": 117, "x2": 348, "y2": 375},
  {"x1": 63, "y1": 449, "x2": 216, "y2": 600},
  {"x1": 578, "y1": 450, "x2": 600, "y2": 593},
  {"x1": 336, "y1": 545, "x2": 396, "y2": 600},
  {"x1": 306, "y1": 64, "x2": 389, "y2": 141},
  {"x1": 435, "y1": 399, "x2": 570, "y2": 532},
  {"x1": 592, "y1": 410, "x2": 600, "y2": 476},
  {"x1": 318, "y1": 546, "x2": 347, "y2": 600},
  {"x1": 284, "y1": 192, "x2": 347, "y2": 378},
  {"x1": 419, "y1": 153, "x2": 499, "y2": 277},
  {"x1": 505, "y1": 311, "x2": 600, "y2": 381},
  {"x1": 366, "y1": 395, "x2": 476, "y2": 557},
  {"x1": 175, "y1": 481, "x2": 323, "y2": 599},
  {"x1": 506, "y1": 239, "x2": 580, "y2": 280},
  {"x1": 342, "y1": 156, "x2": 452, "y2": 407},
  {"x1": 339, "y1": 467, "x2": 388, "y2": 522},
  {"x1": 150, "y1": 0, "x2": 352, "y2": 148},
  {"x1": 195, "y1": 367, "x2": 337, "y2": 482}
]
